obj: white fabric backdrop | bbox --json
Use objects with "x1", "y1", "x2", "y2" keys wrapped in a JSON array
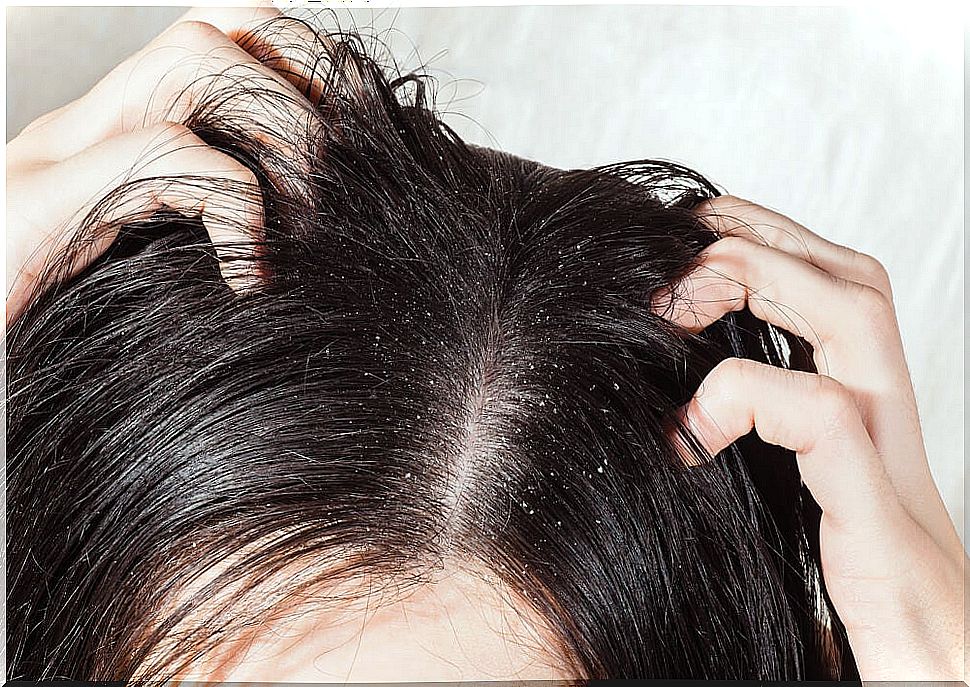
[{"x1": 6, "y1": 5, "x2": 964, "y2": 541}]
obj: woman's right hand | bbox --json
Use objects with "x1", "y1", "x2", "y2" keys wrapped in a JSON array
[
  {"x1": 5, "y1": 5, "x2": 321, "y2": 327},
  {"x1": 655, "y1": 195, "x2": 967, "y2": 680}
]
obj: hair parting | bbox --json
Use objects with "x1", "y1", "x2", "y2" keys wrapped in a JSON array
[{"x1": 7, "y1": 13, "x2": 858, "y2": 680}]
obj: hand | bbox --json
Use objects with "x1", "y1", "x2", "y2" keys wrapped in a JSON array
[
  {"x1": 656, "y1": 195, "x2": 967, "y2": 679},
  {"x1": 5, "y1": 5, "x2": 321, "y2": 327}
]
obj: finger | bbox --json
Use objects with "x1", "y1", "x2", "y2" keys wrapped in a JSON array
[
  {"x1": 691, "y1": 363, "x2": 965, "y2": 680},
  {"x1": 7, "y1": 122, "x2": 263, "y2": 325},
  {"x1": 172, "y1": 3, "x2": 283, "y2": 28},
  {"x1": 176, "y1": 6, "x2": 338, "y2": 106},
  {"x1": 694, "y1": 195, "x2": 893, "y2": 300},
  {"x1": 653, "y1": 236, "x2": 958, "y2": 549},
  {"x1": 654, "y1": 236, "x2": 910, "y2": 404},
  {"x1": 654, "y1": 235, "x2": 890, "y2": 368},
  {"x1": 681, "y1": 357, "x2": 901, "y2": 530},
  {"x1": 9, "y1": 18, "x2": 317, "y2": 164}
]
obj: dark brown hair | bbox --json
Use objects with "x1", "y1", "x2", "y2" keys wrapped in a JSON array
[{"x1": 6, "y1": 14, "x2": 857, "y2": 680}]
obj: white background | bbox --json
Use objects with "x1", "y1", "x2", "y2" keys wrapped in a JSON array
[{"x1": 6, "y1": 5, "x2": 964, "y2": 541}]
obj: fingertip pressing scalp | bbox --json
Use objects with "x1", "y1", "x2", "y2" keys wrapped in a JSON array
[{"x1": 6, "y1": 14, "x2": 857, "y2": 680}]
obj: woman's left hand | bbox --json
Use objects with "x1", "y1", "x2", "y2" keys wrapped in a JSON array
[{"x1": 655, "y1": 194, "x2": 967, "y2": 680}]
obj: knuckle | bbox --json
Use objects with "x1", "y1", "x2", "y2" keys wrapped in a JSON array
[
  {"x1": 814, "y1": 373, "x2": 847, "y2": 403},
  {"x1": 142, "y1": 123, "x2": 202, "y2": 160},
  {"x1": 695, "y1": 195, "x2": 750, "y2": 233},
  {"x1": 834, "y1": 275, "x2": 891, "y2": 327},
  {"x1": 150, "y1": 123, "x2": 207, "y2": 161},
  {"x1": 707, "y1": 234, "x2": 748, "y2": 257},
  {"x1": 812, "y1": 375, "x2": 856, "y2": 433},
  {"x1": 227, "y1": 163, "x2": 260, "y2": 189},
  {"x1": 198, "y1": 152, "x2": 258, "y2": 188},
  {"x1": 166, "y1": 20, "x2": 226, "y2": 49},
  {"x1": 707, "y1": 357, "x2": 754, "y2": 388},
  {"x1": 150, "y1": 128, "x2": 258, "y2": 188},
  {"x1": 151, "y1": 121, "x2": 195, "y2": 141},
  {"x1": 857, "y1": 252, "x2": 893, "y2": 296}
]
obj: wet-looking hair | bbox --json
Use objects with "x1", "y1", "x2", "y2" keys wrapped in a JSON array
[{"x1": 7, "y1": 15, "x2": 859, "y2": 680}]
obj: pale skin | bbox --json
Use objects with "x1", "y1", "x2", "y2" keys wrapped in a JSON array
[{"x1": 6, "y1": 5, "x2": 966, "y2": 681}]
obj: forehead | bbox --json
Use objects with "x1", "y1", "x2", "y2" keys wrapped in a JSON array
[{"x1": 139, "y1": 558, "x2": 578, "y2": 681}]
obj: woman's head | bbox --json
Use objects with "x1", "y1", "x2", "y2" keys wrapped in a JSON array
[{"x1": 6, "y1": 14, "x2": 856, "y2": 680}]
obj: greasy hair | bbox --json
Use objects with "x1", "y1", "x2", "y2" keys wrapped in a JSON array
[{"x1": 6, "y1": 14, "x2": 859, "y2": 680}]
